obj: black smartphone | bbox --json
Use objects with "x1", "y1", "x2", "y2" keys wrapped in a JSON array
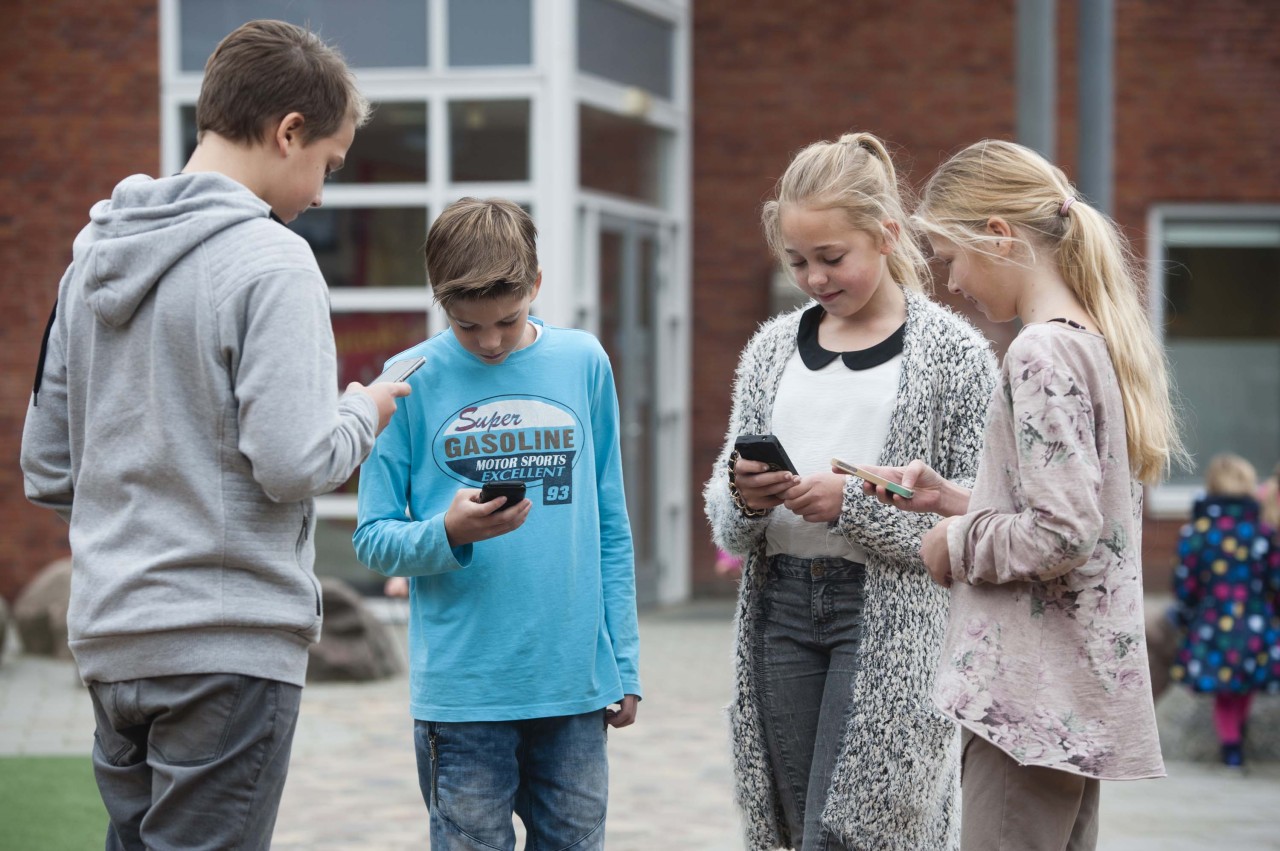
[
  {"x1": 372, "y1": 356, "x2": 426, "y2": 384},
  {"x1": 478, "y1": 481, "x2": 526, "y2": 511},
  {"x1": 733, "y1": 434, "x2": 798, "y2": 475}
]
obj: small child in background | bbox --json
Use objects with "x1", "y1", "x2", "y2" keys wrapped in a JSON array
[{"x1": 1170, "y1": 453, "x2": 1280, "y2": 768}]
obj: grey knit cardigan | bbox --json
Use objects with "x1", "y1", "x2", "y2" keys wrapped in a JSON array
[{"x1": 704, "y1": 289, "x2": 997, "y2": 850}]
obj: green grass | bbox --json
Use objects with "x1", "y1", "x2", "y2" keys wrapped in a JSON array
[{"x1": 0, "y1": 756, "x2": 107, "y2": 850}]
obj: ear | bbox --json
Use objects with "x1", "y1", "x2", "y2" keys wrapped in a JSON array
[
  {"x1": 272, "y1": 112, "x2": 307, "y2": 156},
  {"x1": 529, "y1": 270, "x2": 543, "y2": 302},
  {"x1": 879, "y1": 220, "x2": 901, "y2": 255},
  {"x1": 985, "y1": 216, "x2": 1014, "y2": 256}
]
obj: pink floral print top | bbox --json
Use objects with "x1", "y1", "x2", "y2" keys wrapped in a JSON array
[{"x1": 936, "y1": 322, "x2": 1164, "y2": 780}]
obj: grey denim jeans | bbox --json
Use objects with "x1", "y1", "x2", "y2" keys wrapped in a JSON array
[
  {"x1": 754, "y1": 554, "x2": 867, "y2": 851},
  {"x1": 88, "y1": 673, "x2": 302, "y2": 851}
]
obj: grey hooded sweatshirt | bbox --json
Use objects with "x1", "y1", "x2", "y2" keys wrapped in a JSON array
[{"x1": 20, "y1": 172, "x2": 379, "y2": 687}]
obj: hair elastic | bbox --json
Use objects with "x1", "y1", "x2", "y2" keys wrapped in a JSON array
[{"x1": 1059, "y1": 196, "x2": 1076, "y2": 216}]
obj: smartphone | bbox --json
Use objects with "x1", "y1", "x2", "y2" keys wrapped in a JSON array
[
  {"x1": 832, "y1": 457, "x2": 914, "y2": 499},
  {"x1": 372, "y1": 356, "x2": 426, "y2": 384},
  {"x1": 478, "y1": 481, "x2": 526, "y2": 511},
  {"x1": 734, "y1": 434, "x2": 798, "y2": 475}
]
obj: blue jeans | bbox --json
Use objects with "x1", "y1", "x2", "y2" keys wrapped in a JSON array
[
  {"x1": 415, "y1": 711, "x2": 609, "y2": 850},
  {"x1": 755, "y1": 554, "x2": 866, "y2": 851},
  {"x1": 88, "y1": 674, "x2": 301, "y2": 851}
]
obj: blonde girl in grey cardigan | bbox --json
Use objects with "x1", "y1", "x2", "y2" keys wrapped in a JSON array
[{"x1": 704, "y1": 133, "x2": 995, "y2": 850}]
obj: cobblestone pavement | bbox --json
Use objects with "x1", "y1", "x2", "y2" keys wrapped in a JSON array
[{"x1": 2, "y1": 599, "x2": 1279, "y2": 849}]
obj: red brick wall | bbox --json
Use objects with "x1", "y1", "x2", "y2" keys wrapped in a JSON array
[
  {"x1": 688, "y1": 0, "x2": 1280, "y2": 595},
  {"x1": 689, "y1": 0, "x2": 1018, "y2": 594},
  {"x1": 0, "y1": 0, "x2": 158, "y2": 600}
]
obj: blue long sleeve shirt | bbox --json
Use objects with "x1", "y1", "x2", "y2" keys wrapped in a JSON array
[{"x1": 353, "y1": 319, "x2": 642, "y2": 721}]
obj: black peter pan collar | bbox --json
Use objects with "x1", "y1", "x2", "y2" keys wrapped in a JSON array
[{"x1": 797, "y1": 304, "x2": 906, "y2": 371}]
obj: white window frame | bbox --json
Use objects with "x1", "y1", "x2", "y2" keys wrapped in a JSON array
[
  {"x1": 1145, "y1": 203, "x2": 1280, "y2": 518},
  {"x1": 159, "y1": 0, "x2": 692, "y2": 601}
]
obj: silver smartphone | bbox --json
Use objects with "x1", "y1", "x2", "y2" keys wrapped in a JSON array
[{"x1": 372, "y1": 356, "x2": 426, "y2": 384}]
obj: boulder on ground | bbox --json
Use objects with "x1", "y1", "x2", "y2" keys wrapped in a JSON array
[
  {"x1": 308, "y1": 578, "x2": 404, "y2": 682},
  {"x1": 13, "y1": 558, "x2": 72, "y2": 659}
]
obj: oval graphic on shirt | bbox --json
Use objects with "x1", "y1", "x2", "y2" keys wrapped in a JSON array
[{"x1": 433, "y1": 395, "x2": 584, "y2": 506}]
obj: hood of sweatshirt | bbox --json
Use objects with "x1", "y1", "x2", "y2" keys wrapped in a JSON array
[{"x1": 74, "y1": 172, "x2": 272, "y2": 327}]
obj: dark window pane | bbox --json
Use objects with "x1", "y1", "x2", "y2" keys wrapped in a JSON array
[
  {"x1": 448, "y1": 0, "x2": 532, "y2": 67},
  {"x1": 290, "y1": 208, "x2": 429, "y2": 287},
  {"x1": 334, "y1": 102, "x2": 428, "y2": 184},
  {"x1": 577, "y1": 0, "x2": 674, "y2": 99},
  {"x1": 179, "y1": 0, "x2": 427, "y2": 71},
  {"x1": 449, "y1": 100, "x2": 530, "y2": 182},
  {"x1": 1161, "y1": 232, "x2": 1280, "y2": 483},
  {"x1": 183, "y1": 103, "x2": 428, "y2": 183},
  {"x1": 579, "y1": 105, "x2": 670, "y2": 206}
]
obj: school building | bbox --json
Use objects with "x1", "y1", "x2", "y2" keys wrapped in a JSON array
[{"x1": 2, "y1": 0, "x2": 1278, "y2": 606}]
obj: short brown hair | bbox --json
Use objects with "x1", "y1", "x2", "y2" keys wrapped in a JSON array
[
  {"x1": 425, "y1": 198, "x2": 539, "y2": 311},
  {"x1": 196, "y1": 20, "x2": 370, "y2": 146}
]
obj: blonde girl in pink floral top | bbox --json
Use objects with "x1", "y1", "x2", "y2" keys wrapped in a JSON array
[{"x1": 856, "y1": 140, "x2": 1184, "y2": 851}]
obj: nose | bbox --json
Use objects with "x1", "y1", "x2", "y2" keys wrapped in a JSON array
[
  {"x1": 311, "y1": 190, "x2": 323, "y2": 209},
  {"x1": 478, "y1": 329, "x2": 503, "y2": 352},
  {"x1": 946, "y1": 276, "x2": 960, "y2": 295},
  {"x1": 807, "y1": 267, "x2": 827, "y2": 288}
]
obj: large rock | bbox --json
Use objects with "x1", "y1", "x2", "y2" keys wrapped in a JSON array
[
  {"x1": 13, "y1": 558, "x2": 72, "y2": 659},
  {"x1": 308, "y1": 578, "x2": 404, "y2": 682}
]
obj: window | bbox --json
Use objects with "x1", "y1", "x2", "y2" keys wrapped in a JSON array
[
  {"x1": 178, "y1": 0, "x2": 428, "y2": 70},
  {"x1": 1153, "y1": 210, "x2": 1280, "y2": 490},
  {"x1": 579, "y1": 104, "x2": 671, "y2": 206},
  {"x1": 448, "y1": 0, "x2": 531, "y2": 67},
  {"x1": 577, "y1": 0, "x2": 674, "y2": 99},
  {"x1": 449, "y1": 100, "x2": 531, "y2": 182}
]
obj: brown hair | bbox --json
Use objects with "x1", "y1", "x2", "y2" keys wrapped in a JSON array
[
  {"x1": 762, "y1": 132, "x2": 928, "y2": 293},
  {"x1": 1205, "y1": 453, "x2": 1257, "y2": 498},
  {"x1": 915, "y1": 139, "x2": 1186, "y2": 484},
  {"x1": 196, "y1": 20, "x2": 370, "y2": 146},
  {"x1": 425, "y1": 198, "x2": 540, "y2": 311}
]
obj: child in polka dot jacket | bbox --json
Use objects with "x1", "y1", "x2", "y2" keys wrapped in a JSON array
[{"x1": 1171, "y1": 453, "x2": 1280, "y2": 768}]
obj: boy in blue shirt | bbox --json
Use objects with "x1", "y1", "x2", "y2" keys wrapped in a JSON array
[{"x1": 353, "y1": 197, "x2": 641, "y2": 850}]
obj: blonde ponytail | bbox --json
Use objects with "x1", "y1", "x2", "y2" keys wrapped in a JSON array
[
  {"x1": 762, "y1": 131, "x2": 928, "y2": 293},
  {"x1": 916, "y1": 139, "x2": 1186, "y2": 484}
]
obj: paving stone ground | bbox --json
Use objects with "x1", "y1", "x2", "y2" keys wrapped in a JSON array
[{"x1": 2, "y1": 598, "x2": 1277, "y2": 849}]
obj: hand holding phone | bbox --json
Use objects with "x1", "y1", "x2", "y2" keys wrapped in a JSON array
[
  {"x1": 734, "y1": 434, "x2": 799, "y2": 475},
  {"x1": 443, "y1": 484, "x2": 530, "y2": 547},
  {"x1": 831, "y1": 457, "x2": 915, "y2": 499},
  {"x1": 478, "y1": 481, "x2": 527, "y2": 512}
]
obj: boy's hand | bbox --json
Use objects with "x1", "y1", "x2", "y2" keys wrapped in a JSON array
[
  {"x1": 443, "y1": 487, "x2": 531, "y2": 547},
  {"x1": 733, "y1": 458, "x2": 800, "y2": 511},
  {"x1": 347, "y1": 381, "x2": 411, "y2": 435},
  {"x1": 921, "y1": 517, "x2": 955, "y2": 587},
  {"x1": 781, "y1": 472, "x2": 845, "y2": 523},
  {"x1": 850, "y1": 460, "x2": 970, "y2": 517},
  {"x1": 606, "y1": 694, "x2": 639, "y2": 729}
]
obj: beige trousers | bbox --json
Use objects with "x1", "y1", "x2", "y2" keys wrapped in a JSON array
[{"x1": 960, "y1": 729, "x2": 1101, "y2": 851}]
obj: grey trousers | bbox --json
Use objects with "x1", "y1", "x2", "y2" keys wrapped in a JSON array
[
  {"x1": 960, "y1": 729, "x2": 1100, "y2": 851},
  {"x1": 88, "y1": 673, "x2": 302, "y2": 851}
]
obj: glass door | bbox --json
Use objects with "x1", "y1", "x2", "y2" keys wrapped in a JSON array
[{"x1": 597, "y1": 215, "x2": 662, "y2": 606}]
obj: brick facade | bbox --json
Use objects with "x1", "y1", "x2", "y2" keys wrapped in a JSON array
[
  {"x1": 688, "y1": 0, "x2": 1280, "y2": 595},
  {"x1": 1, "y1": 1, "x2": 1277, "y2": 602},
  {"x1": 0, "y1": 0, "x2": 159, "y2": 599}
]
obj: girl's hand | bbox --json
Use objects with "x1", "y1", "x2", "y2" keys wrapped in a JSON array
[
  {"x1": 443, "y1": 487, "x2": 531, "y2": 546},
  {"x1": 921, "y1": 517, "x2": 955, "y2": 587},
  {"x1": 782, "y1": 472, "x2": 846, "y2": 523},
  {"x1": 734, "y1": 458, "x2": 800, "y2": 511},
  {"x1": 850, "y1": 460, "x2": 970, "y2": 517}
]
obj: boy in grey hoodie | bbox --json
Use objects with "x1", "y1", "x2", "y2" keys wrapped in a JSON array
[{"x1": 19, "y1": 20, "x2": 408, "y2": 851}]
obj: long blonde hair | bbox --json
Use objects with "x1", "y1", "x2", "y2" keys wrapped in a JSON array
[
  {"x1": 915, "y1": 139, "x2": 1185, "y2": 484},
  {"x1": 762, "y1": 132, "x2": 928, "y2": 292}
]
